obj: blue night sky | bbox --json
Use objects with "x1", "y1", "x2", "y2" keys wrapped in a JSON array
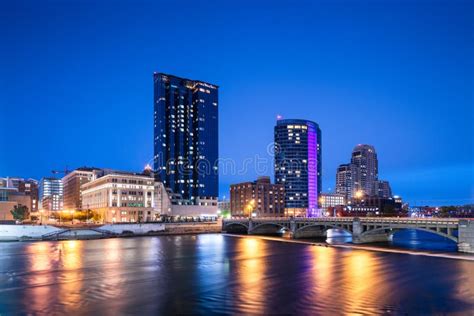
[{"x1": 1, "y1": 0, "x2": 473, "y2": 205}]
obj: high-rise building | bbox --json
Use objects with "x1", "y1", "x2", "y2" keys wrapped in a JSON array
[
  {"x1": 39, "y1": 178, "x2": 63, "y2": 211},
  {"x1": 153, "y1": 73, "x2": 218, "y2": 207},
  {"x1": 62, "y1": 167, "x2": 101, "y2": 211},
  {"x1": 274, "y1": 119, "x2": 322, "y2": 217},
  {"x1": 336, "y1": 163, "x2": 353, "y2": 200},
  {"x1": 230, "y1": 176, "x2": 285, "y2": 217},
  {"x1": 350, "y1": 144, "x2": 378, "y2": 196}
]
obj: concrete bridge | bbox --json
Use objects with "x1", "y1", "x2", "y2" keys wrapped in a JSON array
[{"x1": 222, "y1": 217, "x2": 474, "y2": 253}]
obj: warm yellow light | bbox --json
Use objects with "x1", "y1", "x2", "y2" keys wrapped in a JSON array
[{"x1": 355, "y1": 190, "x2": 364, "y2": 198}]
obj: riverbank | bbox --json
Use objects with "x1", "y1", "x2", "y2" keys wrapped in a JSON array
[
  {"x1": 0, "y1": 223, "x2": 221, "y2": 241},
  {"x1": 222, "y1": 233, "x2": 474, "y2": 261}
]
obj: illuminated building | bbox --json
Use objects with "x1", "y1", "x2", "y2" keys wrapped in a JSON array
[
  {"x1": 320, "y1": 193, "x2": 345, "y2": 210},
  {"x1": 351, "y1": 144, "x2": 378, "y2": 196},
  {"x1": 274, "y1": 119, "x2": 322, "y2": 217},
  {"x1": 230, "y1": 176, "x2": 285, "y2": 217},
  {"x1": 62, "y1": 167, "x2": 101, "y2": 211},
  {"x1": 153, "y1": 73, "x2": 218, "y2": 208},
  {"x1": 336, "y1": 164, "x2": 353, "y2": 200},
  {"x1": 39, "y1": 178, "x2": 63, "y2": 211},
  {"x1": 81, "y1": 171, "x2": 157, "y2": 223}
]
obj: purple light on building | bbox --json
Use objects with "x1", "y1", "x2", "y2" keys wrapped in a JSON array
[{"x1": 307, "y1": 122, "x2": 319, "y2": 217}]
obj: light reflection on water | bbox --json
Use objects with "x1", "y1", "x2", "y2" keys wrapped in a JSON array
[{"x1": 0, "y1": 234, "x2": 472, "y2": 315}]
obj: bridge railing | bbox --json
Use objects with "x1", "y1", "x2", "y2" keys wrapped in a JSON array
[{"x1": 224, "y1": 217, "x2": 460, "y2": 225}]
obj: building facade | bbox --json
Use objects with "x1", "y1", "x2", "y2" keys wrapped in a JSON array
[
  {"x1": 274, "y1": 119, "x2": 321, "y2": 217},
  {"x1": 81, "y1": 172, "x2": 157, "y2": 223},
  {"x1": 335, "y1": 163, "x2": 353, "y2": 200},
  {"x1": 0, "y1": 177, "x2": 38, "y2": 212},
  {"x1": 62, "y1": 167, "x2": 100, "y2": 211},
  {"x1": 372, "y1": 180, "x2": 392, "y2": 199},
  {"x1": 153, "y1": 73, "x2": 219, "y2": 207},
  {"x1": 0, "y1": 186, "x2": 32, "y2": 221},
  {"x1": 351, "y1": 144, "x2": 378, "y2": 196},
  {"x1": 230, "y1": 176, "x2": 285, "y2": 217},
  {"x1": 319, "y1": 193, "x2": 345, "y2": 209},
  {"x1": 39, "y1": 178, "x2": 63, "y2": 211}
]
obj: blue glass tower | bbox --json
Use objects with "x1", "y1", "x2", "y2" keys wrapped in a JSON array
[
  {"x1": 153, "y1": 73, "x2": 218, "y2": 203},
  {"x1": 274, "y1": 119, "x2": 322, "y2": 217}
]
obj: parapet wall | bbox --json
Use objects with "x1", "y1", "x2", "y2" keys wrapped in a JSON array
[{"x1": 0, "y1": 225, "x2": 61, "y2": 241}]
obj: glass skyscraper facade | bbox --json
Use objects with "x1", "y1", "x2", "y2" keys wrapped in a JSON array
[
  {"x1": 274, "y1": 119, "x2": 322, "y2": 217},
  {"x1": 153, "y1": 73, "x2": 218, "y2": 204}
]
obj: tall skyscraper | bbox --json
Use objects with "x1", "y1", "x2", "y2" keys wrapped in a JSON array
[
  {"x1": 39, "y1": 177, "x2": 63, "y2": 211},
  {"x1": 336, "y1": 163, "x2": 353, "y2": 200},
  {"x1": 350, "y1": 144, "x2": 378, "y2": 196},
  {"x1": 274, "y1": 118, "x2": 322, "y2": 217},
  {"x1": 153, "y1": 73, "x2": 218, "y2": 206}
]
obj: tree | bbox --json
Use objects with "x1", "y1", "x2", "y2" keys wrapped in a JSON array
[{"x1": 10, "y1": 204, "x2": 30, "y2": 222}]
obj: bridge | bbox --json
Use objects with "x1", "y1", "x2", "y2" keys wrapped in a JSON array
[{"x1": 222, "y1": 217, "x2": 474, "y2": 253}]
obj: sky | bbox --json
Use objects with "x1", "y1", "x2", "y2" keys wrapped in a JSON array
[{"x1": 0, "y1": 0, "x2": 473, "y2": 205}]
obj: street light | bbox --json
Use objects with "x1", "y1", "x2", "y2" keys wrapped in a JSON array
[{"x1": 246, "y1": 199, "x2": 256, "y2": 218}]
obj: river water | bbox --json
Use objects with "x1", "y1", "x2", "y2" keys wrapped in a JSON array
[{"x1": 0, "y1": 234, "x2": 472, "y2": 315}]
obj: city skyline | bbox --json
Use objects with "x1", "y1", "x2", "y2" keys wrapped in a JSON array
[{"x1": 1, "y1": 1, "x2": 472, "y2": 206}]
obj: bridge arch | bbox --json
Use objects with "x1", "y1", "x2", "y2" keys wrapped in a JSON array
[
  {"x1": 249, "y1": 222, "x2": 289, "y2": 235},
  {"x1": 223, "y1": 222, "x2": 249, "y2": 233},
  {"x1": 294, "y1": 223, "x2": 353, "y2": 239},
  {"x1": 361, "y1": 226, "x2": 458, "y2": 243}
]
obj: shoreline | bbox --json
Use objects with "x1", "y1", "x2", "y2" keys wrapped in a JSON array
[{"x1": 222, "y1": 233, "x2": 474, "y2": 261}]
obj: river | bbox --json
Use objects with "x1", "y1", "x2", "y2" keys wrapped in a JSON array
[{"x1": 0, "y1": 234, "x2": 472, "y2": 315}]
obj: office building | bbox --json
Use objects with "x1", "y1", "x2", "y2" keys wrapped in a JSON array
[
  {"x1": 153, "y1": 72, "x2": 219, "y2": 208},
  {"x1": 274, "y1": 119, "x2": 322, "y2": 217},
  {"x1": 62, "y1": 167, "x2": 101, "y2": 211},
  {"x1": 230, "y1": 176, "x2": 285, "y2": 217},
  {"x1": 39, "y1": 178, "x2": 63, "y2": 211},
  {"x1": 81, "y1": 171, "x2": 157, "y2": 223}
]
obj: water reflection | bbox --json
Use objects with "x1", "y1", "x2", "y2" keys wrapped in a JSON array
[
  {"x1": 234, "y1": 238, "x2": 266, "y2": 312},
  {"x1": 0, "y1": 235, "x2": 472, "y2": 315}
]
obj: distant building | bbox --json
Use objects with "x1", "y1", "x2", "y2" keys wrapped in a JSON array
[
  {"x1": 218, "y1": 200, "x2": 230, "y2": 212},
  {"x1": 347, "y1": 196, "x2": 401, "y2": 217},
  {"x1": 372, "y1": 180, "x2": 392, "y2": 199},
  {"x1": 230, "y1": 176, "x2": 285, "y2": 217},
  {"x1": 0, "y1": 186, "x2": 32, "y2": 221},
  {"x1": 62, "y1": 167, "x2": 101, "y2": 211},
  {"x1": 336, "y1": 144, "x2": 391, "y2": 200},
  {"x1": 351, "y1": 144, "x2": 378, "y2": 196},
  {"x1": 153, "y1": 72, "x2": 219, "y2": 208},
  {"x1": 0, "y1": 177, "x2": 38, "y2": 212},
  {"x1": 319, "y1": 193, "x2": 345, "y2": 216},
  {"x1": 274, "y1": 119, "x2": 322, "y2": 217},
  {"x1": 336, "y1": 164, "x2": 353, "y2": 200},
  {"x1": 81, "y1": 171, "x2": 157, "y2": 223},
  {"x1": 39, "y1": 178, "x2": 63, "y2": 211}
]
